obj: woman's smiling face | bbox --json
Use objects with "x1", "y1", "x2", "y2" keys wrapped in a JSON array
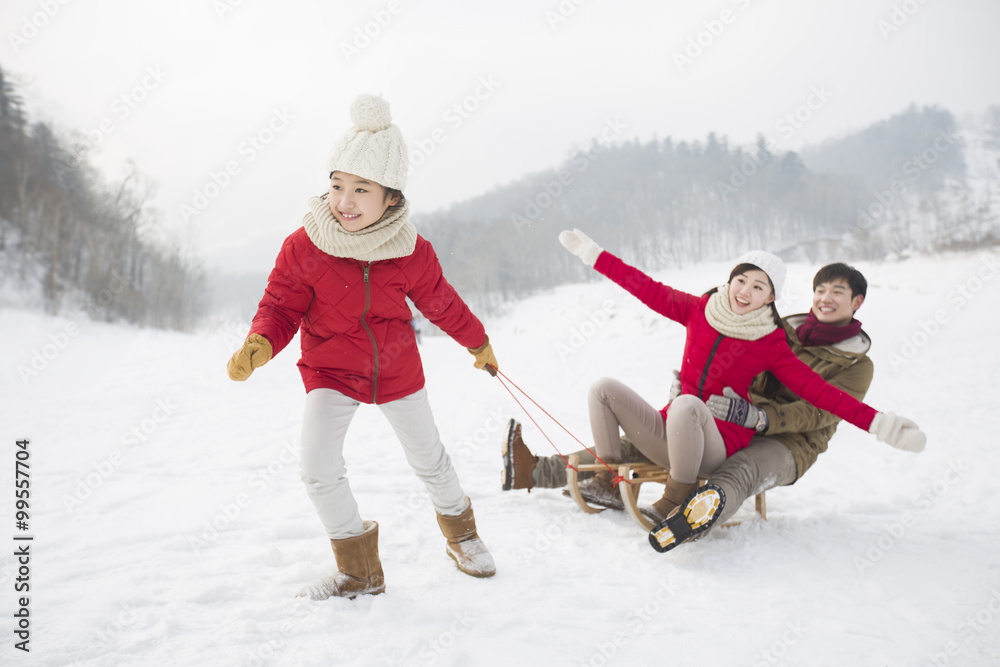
[{"x1": 728, "y1": 268, "x2": 775, "y2": 314}]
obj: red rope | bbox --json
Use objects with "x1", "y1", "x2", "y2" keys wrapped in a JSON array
[{"x1": 489, "y1": 365, "x2": 628, "y2": 486}]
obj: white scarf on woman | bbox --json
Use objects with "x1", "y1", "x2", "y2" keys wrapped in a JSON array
[
  {"x1": 302, "y1": 195, "x2": 417, "y2": 261},
  {"x1": 704, "y1": 284, "x2": 778, "y2": 341}
]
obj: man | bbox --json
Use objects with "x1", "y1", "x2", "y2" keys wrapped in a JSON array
[{"x1": 503, "y1": 262, "x2": 909, "y2": 551}]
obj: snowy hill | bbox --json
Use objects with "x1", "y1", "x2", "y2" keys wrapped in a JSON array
[{"x1": 3, "y1": 250, "x2": 999, "y2": 666}]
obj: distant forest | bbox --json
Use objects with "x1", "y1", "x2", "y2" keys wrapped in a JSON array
[
  {"x1": 417, "y1": 104, "x2": 999, "y2": 315},
  {"x1": 3, "y1": 55, "x2": 998, "y2": 327},
  {"x1": 0, "y1": 64, "x2": 202, "y2": 329}
]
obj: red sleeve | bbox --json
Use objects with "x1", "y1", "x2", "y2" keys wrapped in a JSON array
[
  {"x1": 768, "y1": 335, "x2": 877, "y2": 431},
  {"x1": 594, "y1": 251, "x2": 700, "y2": 325},
  {"x1": 407, "y1": 238, "x2": 487, "y2": 349},
  {"x1": 248, "y1": 232, "x2": 315, "y2": 356}
]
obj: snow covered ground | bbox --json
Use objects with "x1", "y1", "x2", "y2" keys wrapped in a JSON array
[{"x1": 2, "y1": 249, "x2": 999, "y2": 666}]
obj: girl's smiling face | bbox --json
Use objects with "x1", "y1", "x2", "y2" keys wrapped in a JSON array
[
  {"x1": 728, "y1": 269, "x2": 775, "y2": 314},
  {"x1": 327, "y1": 172, "x2": 399, "y2": 231}
]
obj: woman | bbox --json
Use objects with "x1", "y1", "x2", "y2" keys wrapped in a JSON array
[{"x1": 558, "y1": 228, "x2": 925, "y2": 522}]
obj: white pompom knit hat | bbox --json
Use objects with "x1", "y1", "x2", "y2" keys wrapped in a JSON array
[
  {"x1": 327, "y1": 94, "x2": 409, "y2": 191},
  {"x1": 734, "y1": 249, "x2": 786, "y2": 297}
]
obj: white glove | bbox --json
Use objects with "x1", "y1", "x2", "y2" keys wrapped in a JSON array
[
  {"x1": 558, "y1": 228, "x2": 602, "y2": 267},
  {"x1": 868, "y1": 411, "x2": 926, "y2": 453}
]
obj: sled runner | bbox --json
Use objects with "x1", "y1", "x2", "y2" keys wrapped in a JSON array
[{"x1": 566, "y1": 455, "x2": 766, "y2": 531}]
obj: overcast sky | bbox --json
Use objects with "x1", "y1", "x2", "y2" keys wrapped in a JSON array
[{"x1": 2, "y1": 0, "x2": 998, "y2": 274}]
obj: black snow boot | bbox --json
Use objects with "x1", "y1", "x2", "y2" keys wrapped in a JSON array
[{"x1": 649, "y1": 484, "x2": 726, "y2": 553}]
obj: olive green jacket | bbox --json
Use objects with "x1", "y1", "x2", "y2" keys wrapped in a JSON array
[{"x1": 750, "y1": 314, "x2": 874, "y2": 481}]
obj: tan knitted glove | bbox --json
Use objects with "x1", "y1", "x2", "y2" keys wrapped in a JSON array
[
  {"x1": 227, "y1": 334, "x2": 273, "y2": 381},
  {"x1": 467, "y1": 336, "x2": 498, "y2": 377}
]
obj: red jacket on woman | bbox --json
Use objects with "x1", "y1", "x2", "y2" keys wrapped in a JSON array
[
  {"x1": 595, "y1": 251, "x2": 877, "y2": 457},
  {"x1": 248, "y1": 228, "x2": 486, "y2": 404}
]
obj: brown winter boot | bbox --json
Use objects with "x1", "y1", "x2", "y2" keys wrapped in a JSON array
[
  {"x1": 501, "y1": 419, "x2": 538, "y2": 491},
  {"x1": 645, "y1": 475, "x2": 698, "y2": 524},
  {"x1": 436, "y1": 499, "x2": 496, "y2": 578},
  {"x1": 573, "y1": 467, "x2": 625, "y2": 511},
  {"x1": 297, "y1": 520, "x2": 386, "y2": 600}
]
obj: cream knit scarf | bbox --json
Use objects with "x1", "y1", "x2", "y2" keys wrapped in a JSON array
[
  {"x1": 704, "y1": 284, "x2": 778, "y2": 341},
  {"x1": 302, "y1": 195, "x2": 417, "y2": 261}
]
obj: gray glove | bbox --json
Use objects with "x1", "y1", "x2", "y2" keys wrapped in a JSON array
[
  {"x1": 706, "y1": 387, "x2": 761, "y2": 430},
  {"x1": 668, "y1": 369, "x2": 681, "y2": 403},
  {"x1": 868, "y1": 411, "x2": 926, "y2": 452}
]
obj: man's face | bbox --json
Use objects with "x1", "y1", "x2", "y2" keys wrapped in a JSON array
[{"x1": 812, "y1": 278, "x2": 864, "y2": 326}]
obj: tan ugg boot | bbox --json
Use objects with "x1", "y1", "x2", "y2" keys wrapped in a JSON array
[
  {"x1": 297, "y1": 520, "x2": 386, "y2": 600},
  {"x1": 646, "y1": 475, "x2": 698, "y2": 524},
  {"x1": 436, "y1": 500, "x2": 496, "y2": 578}
]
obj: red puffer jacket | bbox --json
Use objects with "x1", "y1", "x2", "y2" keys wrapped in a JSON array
[
  {"x1": 248, "y1": 228, "x2": 486, "y2": 404},
  {"x1": 595, "y1": 252, "x2": 877, "y2": 456}
]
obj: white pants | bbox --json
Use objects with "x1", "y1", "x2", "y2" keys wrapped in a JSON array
[{"x1": 299, "y1": 388, "x2": 468, "y2": 539}]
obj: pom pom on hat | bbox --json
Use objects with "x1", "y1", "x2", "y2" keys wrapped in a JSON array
[
  {"x1": 734, "y1": 250, "x2": 786, "y2": 297},
  {"x1": 350, "y1": 94, "x2": 393, "y2": 132},
  {"x1": 328, "y1": 94, "x2": 408, "y2": 191}
]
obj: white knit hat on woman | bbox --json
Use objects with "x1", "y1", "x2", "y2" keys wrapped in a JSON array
[
  {"x1": 327, "y1": 94, "x2": 408, "y2": 191},
  {"x1": 734, "y1": 250, "x2": 786, "y2": 297}
]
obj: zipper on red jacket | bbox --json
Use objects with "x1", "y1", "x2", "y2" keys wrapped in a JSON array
[
  {"x1": 361, "y1": 263, "x2": 379, "y2": 403},
  {"x1": 698, "y1": 333, "x2": 725, "y2": 398}
]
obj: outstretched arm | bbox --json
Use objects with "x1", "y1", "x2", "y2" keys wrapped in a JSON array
[
  {"x1": 756, "y1": 358, "x2": 874, "y2": 434},
  {"x1": 559, "y1": 228, "x2": 700, "y2": 325},
  {"x1": 769, "y1": 341, "x2": 924, "y2": 452}
]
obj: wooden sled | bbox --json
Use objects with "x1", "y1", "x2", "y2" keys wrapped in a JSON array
[{"x1": 566, "y1": 454, "x2": 766, "y2": 531}]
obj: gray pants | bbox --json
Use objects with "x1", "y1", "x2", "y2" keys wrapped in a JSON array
[
  {"x1": 708, "y1": 435, "x2": 797, "y2": 525},
  {"x1": 533, "y1": 431, "x2": 797, "y2": 529},
  {"x1": 300, "y1": 388, "x2": 468, "y2": 538}
]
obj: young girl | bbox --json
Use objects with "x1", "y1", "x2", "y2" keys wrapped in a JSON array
[
  {"x1": 557, "y1": 228, "x2": 925, "y2": 522},
  {"x1": 227, "y1": 94, "x2": 499, "y2": 600}
]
